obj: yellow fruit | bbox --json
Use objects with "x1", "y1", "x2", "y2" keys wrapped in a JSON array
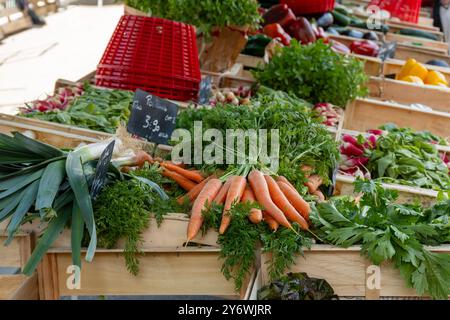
[
  {"x1": 400, "y1": 76, "x2": 424, "y2": 85},
  {"x1": 396, "y1": 58, "x2": 428, "y2": 80},
  {"x1": 396, "y1": 58, "x2": 417, "y2": 80},
  {"x1": 424, "y1": 70, "x2": 448, "y2": 86}
]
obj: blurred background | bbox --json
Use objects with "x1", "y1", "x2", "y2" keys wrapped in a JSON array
[{"x1": 0, "y1": 1, "x2": 123, "y2": 114}]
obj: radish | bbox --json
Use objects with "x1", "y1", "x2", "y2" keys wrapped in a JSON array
[{"x1": 367, "y1": 129, "x2": 383, "y2": 136}]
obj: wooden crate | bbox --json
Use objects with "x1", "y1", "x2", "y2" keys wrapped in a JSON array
[
  {"x1": 344, "y1": 98, "x2": 450, "y2": 138},
  {"x1": 335, "y1": 174, "x2": 438, "y2": 207},
  {"x1": 260, "y1": 245, "x2": 450, "y2": 299},
  {"x1": 0, "y1": 232, "x2": 32, "y2": 269},
  {"x1": 0, "y1": 10, "x2": 32, "y2": 36},
  {"x1": 368, "y1": 77, "x2": 450, "y2": 113},
  {"x1": 383, "y1": 59, "x2": 450, "y2": 83},
  {"x1": 0, "y1": 113, "x2": 110, "y2": 149},
  {"x1": 37, "y1": 248, "x2": 256, "y2": 300},
  {"x1": 330, "y1": 34, "x2": 450, "y2": 64},
  {"x1": 35, "y1": 212, "x2": 257, "y2": 300},
  {"x1": 0, "y1": 274, "x2": 39, "y2": 300}
]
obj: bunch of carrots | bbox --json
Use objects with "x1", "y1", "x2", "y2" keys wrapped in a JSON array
[{"x1": 159, "y1": 163, "x2": 318, "y2": 242}]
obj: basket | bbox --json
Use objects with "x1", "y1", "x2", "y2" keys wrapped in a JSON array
[
  {"x1": 280, "y1": 0, "x2": 335, "y2": 15},
  {"x1": 369, "y1": 0, "x2": 422, "y2": 23},
  {"x1": 95, "y1": 15, "x2": 201, "y2": 101}
]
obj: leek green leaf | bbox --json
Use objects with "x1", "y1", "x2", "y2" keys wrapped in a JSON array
[
  {"x1": 5, "y1": 179, "x2": 40, "y2": 244},
  {"x1": 71, "y1": 202, "x2": 84, "y2": 268},
  {"x1": 35, "y1": 160, "x2": 66, "y2": 211},
  {"x1": 12, "y1": 132, "x2": 64, "y2": 159},
  {"x1": 22, "y1": 205, "x2": 71, "y2": 275},
  {"x1": 0, "y1": 168, "x2": 44, "y2": 200},
  {"x1": 66, "y1": 152, "x2": 96, "y2": 262}
]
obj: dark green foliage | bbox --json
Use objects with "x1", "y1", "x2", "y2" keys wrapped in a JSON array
[{"x1": 253, "y1": 40, "x2": 368, "y2": 107}]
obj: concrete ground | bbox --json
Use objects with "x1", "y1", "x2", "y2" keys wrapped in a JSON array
[{"x1": 0, "y1": 4, "x2": 123, "y2": 114}]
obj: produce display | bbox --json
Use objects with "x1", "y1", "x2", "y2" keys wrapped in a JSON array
[
  {"x1": 339, "y1": 125, "x2": 450, "y2": 190},
  {"x1": 19, "y1": 84, "x2": 134, "y2": 133},
  {"x1": 253, "y1": 41, "x2": 367, "y2": 107},
  {"x1": 2, "y1": 0, "x2": 450, "y2": 302},
  {"x1": 396, "y1": 59, "x2": 449, "y2": 87}
]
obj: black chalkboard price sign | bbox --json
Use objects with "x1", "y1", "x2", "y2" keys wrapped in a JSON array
[{"x1": 127, "y1": 89, "x2": 179, "y2": 145}]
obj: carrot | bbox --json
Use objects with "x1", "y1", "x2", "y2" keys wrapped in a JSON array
[
  {"x1": 263, "y1": 212, "x2": 279, "y2": 232},
  {"x1": 187, "y1": 179, "x2": 223, "y2": 242},
  {"x1": 241, "y1": 185, "x2": 262, "y2": 224},
  {"x1": 248, "y1": 170, "x2": 292, "y2": 230},
  {"x1": 277, "y1": 181, "x2": 311, "y2": 221},
  {"x1": 313, "y1": 190, "x2": 326, "y2": 202},
  {"x1": 276, "y1": 176, "x2": 296, "y2": 191},
  {"x1": 162, "y1": 169, "x2": 197, "y2": 191},
  {"x1": 265, "y1": 176, "x2": 309, "y2": 230},
  {"x1": 160, "y1": 162, "x2": 204, "y2": 183},
  {"x1": 213, "y1": 177, "x2": 233, "y2": 205},
  {"x1": 300, "y1": 165, "x2": 314, "y2": 177},
  {"x1": 134, "y1": 151, "x2": 154, "y2": 167},
  {"x1": 219, "y1": 176, "x2": 247, "y2": 234},
  {"x1": 305, "y1": 174, "x2": 323, "y2": 194},
  {"x1": 177, "y1": 176, "x2": 213, "y2": 205}
]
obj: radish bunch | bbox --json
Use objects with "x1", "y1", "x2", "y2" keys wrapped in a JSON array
[
  {"x1": 313, "y1": 103, "x2": 342, "y2": 127},
  {"x1": 441, "y1": 152, "x2": 450, "y2": 174},
  {"x1": 339, "y1": 131, "x2": 383, "y2": 179},
  {"x1": 20, "y1": 84, "x2": 84, "y2": 114}
]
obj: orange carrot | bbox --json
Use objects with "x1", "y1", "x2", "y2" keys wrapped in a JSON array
[
  {"x1": 160, "y1": 162, "x2": 204, "y2": 183},
  {"x1": 241, "y1": 185, "x2": 262, "y2": 224},
  {"x1": 276, "y1": 176, "x2": 296, "y2": 191},
  {"x1": 265, "y1": 176, "x2": 309, "y2": 230},
  {"x1": 277, "y1": 181, "x2": 311, "y2": 221},
  {"x1": 187, "y1": 179, "x2": 223, "y2": 242},
  {"x1": 313, "y1": 190, "x2": 326, "y2": 202},
  {"x1": 248, "y1": 170, "x2": 292, "y2": 230},
  {"x1": 177, "y1": 176, "x2": 213, "y2": 205},
  {"x1": 134, "y1": 151, "x2": 154, "y2": 167},
  {"x1": 213, "y1": 177, "x2": 233, "y2": 205},
  {"x1": 219, "y1": 176, "x2": 247, "y2": 234},
  {"x1": 300, "y1": 165, "x2": 314, "y2": 178},
  {"x1": 305, "y1": 174, "x2": 323, "y2": 194},
  {"x1": 162, "y1": 169, "x2": 197, "y2": 191},
  {"x1": 263, "y1": 212, "x2": 279, "y2": 232}
]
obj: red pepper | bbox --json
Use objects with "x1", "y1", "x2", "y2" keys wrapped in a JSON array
[
  {"x1": 263, "y1": 23, "x2": 292, "y2": 46},
  {"x1": 262, "y1": 4, "x2": 296, "y2": 28},
  {"x1": 350, "y1": 40, "x2": 379, "y2": 57},
  {"x1": 330, "y1": 40, "x2": 351, "y2": 54},
  {"x1": 285, "y1": 17, "x2": 316, "y2": 45},
  {"x1": 312, "y1": 25, "x2": 329, "y2": 44}
]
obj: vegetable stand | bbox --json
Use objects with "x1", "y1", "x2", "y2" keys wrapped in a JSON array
[
  {"x1": 344, "y1": 98, "x2": 450, "y2": 138},
  {"x1": 37, "y1": 215, "x2": 256, "y2": 300}
]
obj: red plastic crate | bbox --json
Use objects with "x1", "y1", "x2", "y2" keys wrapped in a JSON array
[
  {"x1": 280, "y1": 0, "x2": 335, "y2": 15},
  {"x1": 369, "y1": 0, "x2": 422, "y2": 23},
  {"x1": 95, "y1": 15, "x2": 201, "y2": 101}
]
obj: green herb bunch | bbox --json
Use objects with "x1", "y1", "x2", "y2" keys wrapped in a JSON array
[
  {"x1": 368, "y1": 124, "x2": 450, "y2": 190},
  {"x1": 125, "y1": 0, "x2": 261, "y2": 36},
  {"x1": 175, "y1": 88, "x2": 339, "y2": 192},
  {"x1": 312, "y1": 179, "x2": 450, "y2": 300},
  {"x1": 253, "y1": 40, "x2": 368, "y2": 107}
]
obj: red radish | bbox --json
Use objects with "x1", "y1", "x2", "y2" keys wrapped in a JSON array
[
  {"x1": 340, "y1": 143, "x2": 364, "y2": 157},
  {"x1": 367, "y1": 129, "x2": 384, "y2": 136}
]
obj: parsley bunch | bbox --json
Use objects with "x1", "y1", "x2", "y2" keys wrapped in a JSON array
[
  {"x1": 312, "y1": 179, "x2": 450, "y2": 300},
  {"x1": 253, "y1": 40, "x2": 368, "y2": 107},
  {"x1": 125, "y1": 0, "x2": 261, "y2": 37}
]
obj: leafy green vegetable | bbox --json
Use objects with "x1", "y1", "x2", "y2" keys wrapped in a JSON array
[
  {"x1": 312, "y1": 179, "x2": 450, "y2": 300},
  {"x1": 368, "y1": 125, "x2": 450, "y2": 190},
  {"x1": 175, "y1": 88, "x2": 339, "y2": 191},
  {"x1": 253, "y1": 40, "x2": 368, "y2": 107},
  {"x1": 258, "y1": 272, "x2": 338, "y2": 300},
  {"x1": 125, "y1": 0, "x2": 261, "y2": 37},
  {"x1": 20, "y1": 84, "x2": 133, "y2": 133}
]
